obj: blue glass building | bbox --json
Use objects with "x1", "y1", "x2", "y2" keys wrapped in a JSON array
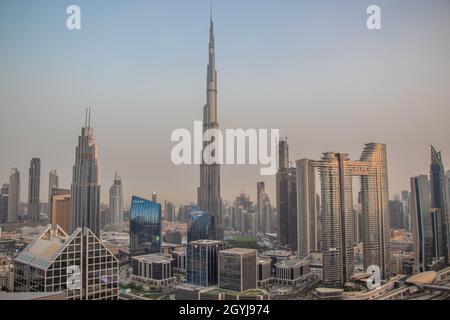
[
  {"x1": 130, "y1": 196, "x2": 162, "y2": 257},
  {"x1": 186, "y1": 240, "x2": 225, "y2": 287},
  {"x1": 187, "y1": 208, "x2": 216, "y2": 242}
]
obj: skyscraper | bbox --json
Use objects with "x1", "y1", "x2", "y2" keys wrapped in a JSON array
[
  {"x1": 109, "y1": 173, "x2": 123, "y2": 225},
  {"x1": 410, "y1": 175, "x2": 433, "y2": 272},
  {"x1": 296, "y1": 158, "x2": 319, "y2": 259},
  {"x1": 0, "y1": 184, "x2": 9, "y2": 224},
  {"x1": 257, "y1": 182, "x2": 265, "y2": 232},
  {"x1": 197, "y1": 12, "x2": 223, "y2": 240},
  {"x1": 130, "y1": 196, "x2": 162, "y2": 257},
  {"x1": 186, "y1": 240, "x2": 225, "y2": 287},
  {"x1": 389, "y1": 196, "x2": 405, "y2": 230},
  {"x1": 187, "y1": 208, "x2": 216, "y2": 242},
  {"x1": 48, "y1": 170, "x2": 59, "y2": 217},
  {"x1": 429, "y1": 146, "x2": 449, "y2": 265},
  {"x1": 7, "y1": 168, "x2": 20, "y2": 223},
  {"x1": 359, "y1": 143, "x2": 391, "y2": 280},
  {"x1": 28, "y1": 158, "x2": 41, "y2": 223},
  {"x1": 51, "y1": 191, "x2": 71, "y2": 233},
  {"x1": 295, "y1": 143, "x2": 391, "y2": 287},
  {"x1": 70, "y1": 108, "x2": 101, "y2": 236},
  {"x1": 164, "y1": 201, "x2": 176, "y2": 222},
  {"x1": 276, "y1": 138, "x2": 297, "y2": 250}
]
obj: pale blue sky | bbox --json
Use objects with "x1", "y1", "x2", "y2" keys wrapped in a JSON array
[{"x1": 1, "y1": 0, "x2": 449, "y2": 206}]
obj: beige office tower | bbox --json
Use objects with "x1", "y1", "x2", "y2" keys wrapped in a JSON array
[
  {"x1": 296, "y1": 159, "x2": 319, "y2": 259},
  {"x1": 218, "y1": 248, "x2": 257, "y2": 292},
  {"x1": 7, "y1": 168, "x2": 20, "y2": 223},
  {"x1": 51, "y1": 191, "x2": 71, "y2": 233},
  {"x1": 296, "y1": 143, "x2": 391, "y2": 288}
]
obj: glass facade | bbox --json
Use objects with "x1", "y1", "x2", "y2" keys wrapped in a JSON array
[
  {"x1": 186, "y1": 240, "x2": 225, "y2": 287},
  {"x1": 130, "y1": 196, "x2": 162, "y2": 257},
  {"x1": 187, "y1": 208, "x2": 216, "y2": 242}
]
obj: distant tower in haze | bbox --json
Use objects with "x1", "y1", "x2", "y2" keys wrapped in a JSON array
[
  {"x1": 48, "y1": 170, "x2": 59, "y2": 217},
  {"x1": 28, "y1": 158, "x2": 41, "y2": 223},
  {"x1": 70, "y1": 108, "x2": 101, "y2": 235},
  {"x1": 7, "y1": 168, "x2": 20, "y2": 223},
  {"x1": 0, "y1": 184, "x2": 9, "y2": 224},
  {"x1": 410, "y1": 175, "x2": 433, "y2": 272},
  {"x1": 152, "y1": 192, "x2": 157, "y2": 203},
  {"x1": 109, "y1": 173, "x2": 123, "y2": 225},
  {"x1": 429, "y1": 146, "x2": 449, "y2": 265},
  {"x1": 276, "y1": 138, "x2": 297, "y2": 250},
  {"x1": 197, "y1": 9, "x2": 223, "y2": 240}
]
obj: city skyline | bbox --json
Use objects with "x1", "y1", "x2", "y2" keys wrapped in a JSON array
[{"x1": 1, "y1": 0, "x2": 450, "y2": 206}]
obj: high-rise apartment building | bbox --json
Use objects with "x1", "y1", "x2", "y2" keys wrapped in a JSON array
[
  {"x1": 296, "y1": 158, "x2": 319, "y2": 259},
  {"x1": 276, "y1": 138, "x2": 297, "y2": 250},
  {"x1": 410, "y1": 175, "x2": 433, "y2": 272},
  {"x1": 109, "y1": 173, "x2": 123, "y2": 225},
  {"x1": 296, "y1": 143, "x2": 391, "y2": 287},
  {"x1": 429, "y1": 146, "x2": 449, "y2": 265},
  {"x1": 0, "y1": 184, "x2": 9, "y2": 224},
  {"x1": 7, "y1": 168, "x2": 20, "y2": 223},
  {"x1": 48, "y1": 170, "x2": 59, "y2": 218},
  {"x1": 70, "y1": 109, "x2": 101, "y2": 235},
  {"x1": 28, "y1": 158, "x2": 41, "y2": 223}
]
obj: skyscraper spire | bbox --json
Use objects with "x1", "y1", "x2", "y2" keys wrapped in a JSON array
[{"x1": 198, "y1": 7, "x2": 222, "y2": 240}]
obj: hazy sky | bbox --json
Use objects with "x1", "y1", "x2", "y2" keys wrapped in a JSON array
[{"x1": 1, "y1": 0, "x2": 449, "y2": 208}]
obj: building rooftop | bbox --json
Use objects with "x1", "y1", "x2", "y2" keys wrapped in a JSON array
[
  {"x1": 189, "y1": 240, "x2": 224, "y2": 245},
  {"x1": 132, "y1": 253, "x2": 174, "y2": 263},
  {"x1": 260, "y1": 249, "x2": 293, "y2": 258},
  {"x1": 275, "y1": 258, "x2": 308, "y2": 268},
  {"x1": 220, "y1": 248, "x2": 257, "y2": 255}
]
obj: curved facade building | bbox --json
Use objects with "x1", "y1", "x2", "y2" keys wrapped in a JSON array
[
  {"x1": 187, "y1": 208, "x2": 216, "y2": 242},
  {"x1": 130, "y1": 196, "x2": 162, "y2": 257},
  {"x1": 360, "y1": 143, "x2": 391, "y2": 280}
]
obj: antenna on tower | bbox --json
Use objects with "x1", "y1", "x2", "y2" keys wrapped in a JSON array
[
  {"x1": 88, "y1": 107, "x2": 91, "y2": 128},
  {"x1": 210, "y1": 0, "x2": 213, "y2": 21},
  {"x1": 85, "y1": 107, "x2": 88, "y2": 127}
]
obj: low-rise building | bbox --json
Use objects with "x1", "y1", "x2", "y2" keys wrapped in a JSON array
[
  {"x1": 273, "y1": 258, "x2": 313, "y2": 287},
  {"x1": 131, "y1": 253, "x2": 176, "y2": 287},
  {"x1": 218, "y1": 248, "x2": 257, "y2": 292},
  {"x1": 257, "y1": 259, "x2": 271, "y2": 287},
  {"x1": 0, "y1": 256, "x2": 14, "y2": 291}
]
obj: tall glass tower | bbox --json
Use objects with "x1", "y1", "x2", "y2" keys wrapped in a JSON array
[
  {"x1": 130, "y1": 196, "x2": 161, "y2": 257},
  {"x1": 70, "y1": 108, "x2": 101, "y2": 235},
  {"x1": 28, "y1": 158, "x2": 41, "y2": 223},
  {"x1": 410, "y1": 175, "x2": 433, "y2": 272},
  {"x1": 198, "y1": 11, "x2": 223, "y2": 240},
  {"x1": 430, "y1": 146, "x2": 449, "y2": 265},
  {"x1": 187, "y1": 208, "x2": 216, "y2": 242}
]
